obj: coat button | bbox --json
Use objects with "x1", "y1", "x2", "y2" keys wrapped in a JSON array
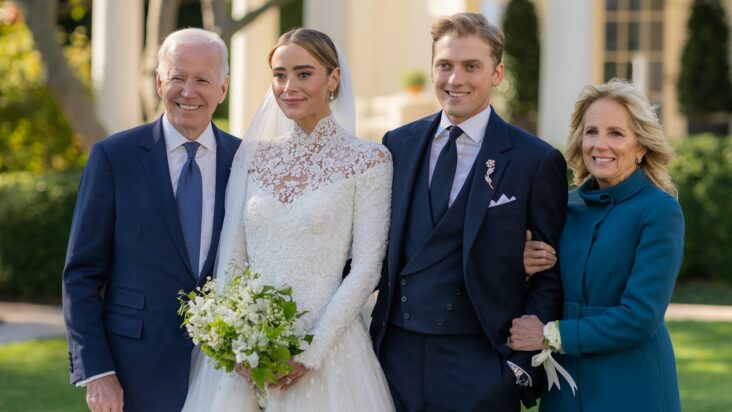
[
  {"x1": 403, "y1": 313, "x2": 411, "y2": 320},
  {"x1": 436, "y1": 318, "x2": 444, "y2": 326},
  {"x1": 454, "y1": 288, "x2": 461, "y2": 296},
  {"x1": 445, "y1": 304, "x2": 453, "y2": 311},
  {"x1": 400, "y1": 279, "x2": 407, "y2": 286},
  {"x1": 382, "y1": 321, "x2": 386, "y2": 327},
  {"x1": 401, "y1": 296, "x2": 408, "y2": 303}
]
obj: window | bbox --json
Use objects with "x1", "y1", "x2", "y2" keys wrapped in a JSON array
[{"x1": 603, "y1": 0, "x2": 665, "y2": 103}]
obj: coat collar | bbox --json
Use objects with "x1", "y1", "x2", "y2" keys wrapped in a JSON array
[{"x1": 579, "y1": 169, "x2": 650, "y2": 205}]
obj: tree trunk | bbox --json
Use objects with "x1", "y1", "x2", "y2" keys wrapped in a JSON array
[
  {"x1": 140, "y1": 0, "x2": 182, "y2": 120},
  {"x1": 201, "y1": 0, "x2": 296, "y2": 46},
  {"x1": 15, "y1": 0, "x2": 107, "y2": 149}
]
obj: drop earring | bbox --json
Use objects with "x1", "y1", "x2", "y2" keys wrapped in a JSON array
[{"x1": 328, "y1": 91, "x2": 335, "y2": 102}]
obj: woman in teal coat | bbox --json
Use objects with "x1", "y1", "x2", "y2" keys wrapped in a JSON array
[{"x1": 513, "y1": 80, "x2": 684, "y2": 412}]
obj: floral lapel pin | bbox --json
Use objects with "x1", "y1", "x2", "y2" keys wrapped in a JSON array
[{"x1": 485, "y1": 159, "x2": 496, "y2": 189}]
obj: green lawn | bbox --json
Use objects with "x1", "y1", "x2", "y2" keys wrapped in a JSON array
[
  {"x1": 0, "y1": 338, "x2": 86, "y2": 412},
  {"x1": 1, "y1": 322, "x2": 731, "y2": 412}
]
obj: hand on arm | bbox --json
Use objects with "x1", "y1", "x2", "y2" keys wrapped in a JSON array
[
  {"x1": 508, "y1": 315, "x2": 547, "y2": 352},
  {"x1": 523, "y1": 230, "x2": 556, "y2": 278}
]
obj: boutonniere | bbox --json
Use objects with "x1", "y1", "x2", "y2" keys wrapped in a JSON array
[{"x1": 485, "y1": 159, "x2": 495, "y2": 189}]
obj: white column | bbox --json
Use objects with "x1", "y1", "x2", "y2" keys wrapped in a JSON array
[
  {"x1": 229, "y1": 0, "x2": 279, "y2": 137},
  {"x1": 538, "y1": 0, "x2": 593, "y2": 147},
  {"x1": 91, "y1": 0, "x2": 143, "y2": 134}
]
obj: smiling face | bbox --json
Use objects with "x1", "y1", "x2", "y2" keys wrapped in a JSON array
[
  {"x1": 270, "y1": 43, "x2": 340, "y2": 134},
  {"x1": 156, "y1": 43, "x2": 228, "y2": 140},
  {"x1": 431, "y1": 34, "x2": 503, "y2": 125},
  {"x1": 581, "y1": 98, "x2": 647, "y2": 189}
]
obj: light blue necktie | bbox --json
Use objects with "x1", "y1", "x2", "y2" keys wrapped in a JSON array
[{"x1": 177, "y1": 142, "x2": 202, "y2": 277}]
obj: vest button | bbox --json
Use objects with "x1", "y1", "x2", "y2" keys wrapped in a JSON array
[
  {"x1": 436, "y1": 318, "x2": 444, "y2": 326},
  {"x1": 400, "y1": 279, "x2": 407, "y2": 286},
  {"x1": 445, "y1": 304, "x2": 453, "y2": 311},
  {"x1": 401, "y1": 296, "x2": 408, "y2": 303},
  {"x1": 403, "y1": 313, "x2": 411, "y2": 320}
]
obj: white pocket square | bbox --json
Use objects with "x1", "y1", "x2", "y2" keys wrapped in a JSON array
[{"x1": 489, "y1": 194, "x2": 516, "y2": 208}]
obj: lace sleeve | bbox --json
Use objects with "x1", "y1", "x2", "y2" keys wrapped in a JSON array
[{"x1": 295, "y1": 149, "x2": 393, "y2": 370}]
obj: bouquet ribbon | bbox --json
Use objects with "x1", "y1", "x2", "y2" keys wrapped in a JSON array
[{"x1": 531, "y1": 349, "x2": 577, "y2": 396}]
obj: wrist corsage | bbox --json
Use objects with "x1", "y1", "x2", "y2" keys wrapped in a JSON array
[{"x1": 531, "y1": 320, "x2": 577, "y2": 395}]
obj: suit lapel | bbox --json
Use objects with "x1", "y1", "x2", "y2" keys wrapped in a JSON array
[
  {"x1": 462, "y1": 109, "x2": 512, "y2": 265},
  {"x1": 141, "y1": 117, "x2": 196, "y2": 280},
  {"x1": 387, "y1": 113, "x2": 441, "y2": 283},
  {"x1": 198, "y1": 125, "x2": 237, "y2": 287}
]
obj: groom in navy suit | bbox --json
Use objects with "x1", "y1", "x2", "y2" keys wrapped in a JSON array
[
  {"x1": 370, "y1": 13, "x2": 567, "y2": 411},
  {"x1": 62, "y1": 29, "x2": 240, "y2": 412}
]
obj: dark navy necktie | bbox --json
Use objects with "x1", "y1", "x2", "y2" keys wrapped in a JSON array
[
  {"x1": 429, "y1": 125, "x2": 462, "y2": 224},
  {"x1": 177, "y1": 142, "x2": 202, "y2": 277}
]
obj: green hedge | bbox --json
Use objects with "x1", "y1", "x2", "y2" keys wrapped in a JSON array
[
  {"x1": 0, "y1": 172, "x2": 79, "y2": 299},
  {"x1": 671, "y1": 135, "x2": 732, "y2": 282}
]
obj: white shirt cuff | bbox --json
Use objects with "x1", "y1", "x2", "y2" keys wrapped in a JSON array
[{"x1": 76, "y1": 371, "x2": 116, "y2": 387}]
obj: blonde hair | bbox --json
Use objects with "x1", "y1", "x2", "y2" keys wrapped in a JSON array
[
  {"x1": 431, "y1": 12, "x2": 504, "y2": 64},
  {"x1": 267, "y1": 28, "x2": 341, "y2": 97},
  {"x1": 566, "y1": 79, "x2": 677, "y2": 197}
]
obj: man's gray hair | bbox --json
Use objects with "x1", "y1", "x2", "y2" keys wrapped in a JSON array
[{"x1": 157, "y1": 28, "x2": 229, "y2": 81}]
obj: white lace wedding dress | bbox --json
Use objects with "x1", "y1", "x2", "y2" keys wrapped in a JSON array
[{"x1": 181, "y1": 116, "x2": 395, "y2": 411}]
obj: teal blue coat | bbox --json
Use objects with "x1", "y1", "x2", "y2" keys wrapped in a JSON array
[{"x1": 540, "y1": 170, "x2": 684, "y2": 412}]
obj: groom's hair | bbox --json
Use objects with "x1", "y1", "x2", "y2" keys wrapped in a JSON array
[{"x1": 431, "y1": 13, "x2": 504, "y2": 65}]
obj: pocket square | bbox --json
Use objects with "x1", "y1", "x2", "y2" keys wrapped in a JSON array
[{"x1": 489, "y1": 194, "x2": 516, "y2": 208}]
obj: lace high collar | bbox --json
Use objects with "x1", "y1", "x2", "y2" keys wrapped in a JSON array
[
  {"x1": 292, "y1": 115, "x2": 339, "y2": 144},
  {"x1": 291, "y1": 115, "x2": 340, "y2": 145}
]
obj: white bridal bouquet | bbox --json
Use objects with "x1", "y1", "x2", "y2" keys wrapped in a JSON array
[{"x1": 178, "y1": 264, "x2": 312, "y2": 404}]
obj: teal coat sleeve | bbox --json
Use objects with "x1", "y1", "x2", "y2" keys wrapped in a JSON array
[{"x1": 560, "y1": 195, "x2": 684, "y2": 356}]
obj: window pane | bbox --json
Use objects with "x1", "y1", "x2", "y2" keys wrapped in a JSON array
[
  {"x1": 606, "y1": 22, "x2": 618, "y2": 51},
  {"x1": 651, "y1": 0, "x2": 664, "y2": 10},
  {"x1": 628, "y1": 21, "x2": 640, "y2": 51},
  {"x1": 649, "y1": 61, "x2": 663, "y2": 92},
  {"x1": 604, "y1": 62, "x2": 618, "y2": 81},
  {"x1": 625, "y1": 62, "x2": 633, "y2": 80},
  {"x1": 629, "y1": 0, "x2": 641, "y2": 11},
  {"x1": 650, "y1": 21, "x2": 663, "y2": 51},
  {"x1": 606, "y1": 0, "x2": 620, "y2": 11}
]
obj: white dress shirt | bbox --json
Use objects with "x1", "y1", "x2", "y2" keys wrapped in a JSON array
[
  {"x1": 429, "y1": 106, "x2": 492, "y2": 205},
  {"x1": 77, "y1": 116, "x2": 217, "y2": 387},
  {"x1": 163, "y1": 114, "x2": 217, "y2": 276}
]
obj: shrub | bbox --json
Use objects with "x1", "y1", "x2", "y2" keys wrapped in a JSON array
[
  {"x1": 0, "y1": 172, "x2": 79, "y2": 300},
  {"x1": 670, "y1": 135, "x2": 732, "y2": 282},
  {"x1": 0, "y1": 21, "x2": 87, "y2": 173}
]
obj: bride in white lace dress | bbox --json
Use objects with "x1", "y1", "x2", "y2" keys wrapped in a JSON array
[{"x1": 181, "y1": 29, "x2": 395, "y2": 411}]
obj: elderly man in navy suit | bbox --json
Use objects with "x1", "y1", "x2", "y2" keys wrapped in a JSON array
[
  {"x1": 62, "y1": 28, "x2": 240, "y2": 412},
  {"x1": 370, "y1": 13, "x2": 567, "y2": 411}
]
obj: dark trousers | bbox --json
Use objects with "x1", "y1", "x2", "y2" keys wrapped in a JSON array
[{"x1": 379, "y1": 325, "x2": 520, "y2": 412}]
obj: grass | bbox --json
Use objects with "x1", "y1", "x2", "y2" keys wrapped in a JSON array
[
  {"x1": 1, "y1": 322, "x2": 731, "y2": 412},
  {"x1": 0, "y1": 338, "x2": 86, "y2": 412}
]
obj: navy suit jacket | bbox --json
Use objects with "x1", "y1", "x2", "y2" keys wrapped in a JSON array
[
  {"x1": 370, "y1": 109, "x2": 567, "y2": 406},
  {"x1": 62, "y1": 117, "x2": 240, "y2": 412}
]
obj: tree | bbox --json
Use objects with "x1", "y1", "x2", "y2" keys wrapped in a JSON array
[
  {"x1": 502, "y1": 0, "x2": 540, "y2": 133},
  {"x1": 13, "y1": 0, "x2": 296, "y2": 149},
  {"x1": 677, "y1": 0, "x2": 732, "y2": 123}
]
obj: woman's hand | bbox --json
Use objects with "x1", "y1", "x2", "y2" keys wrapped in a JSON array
[
  {"x1": 272, "y1": 360, "x2": 308, "y2": 391},
  {"x1": 234, "y1": 363, "x2": 252, "y2": 383},
  {"x1": 523, "y1": 230, "x2": 557, "y2": 278},
  {"x1": 507, "y1": 315, "x2": 547, "y2": 351}
]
